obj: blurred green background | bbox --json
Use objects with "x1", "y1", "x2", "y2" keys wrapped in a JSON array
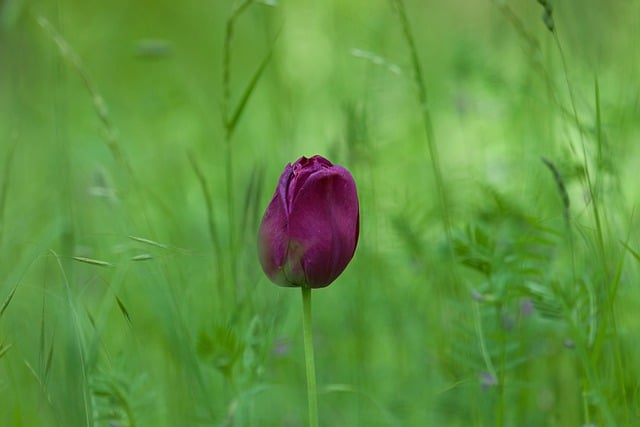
[{"x1": 1, "y1": 0, "x2": 639, "y2": 425}]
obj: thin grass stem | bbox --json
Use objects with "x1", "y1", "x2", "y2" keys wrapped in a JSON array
[
  {"x1": 548, "y1": 20, "x2": 618, "y2": 423},
  {"x1": 51, "y1": 250, "x2": 92, "y2": 426},
  {"x1": 391, "y1": 0, "x2": 451, "y2": 243},
  {"x1": 188, "y1": 151, "x2": 225, "y2": 300},
  {"x1": 221, "y1": 0, "x2": 269, "y2": 304},
  {"x1": 552, "y1": 35, "x2": 606, "y2": 270}
]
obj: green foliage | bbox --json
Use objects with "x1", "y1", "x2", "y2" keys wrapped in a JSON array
[
  {"x1": 90, "y1": 369, "x2": 150, "y2": 427},
  {"x1": 1, "y1": 0, "x2": 639, "y2": 425}
]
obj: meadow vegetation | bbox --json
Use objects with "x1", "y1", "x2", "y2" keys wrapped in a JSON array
[{"x1": 1, "y1": 0, "x2": 639, "y2": 425}]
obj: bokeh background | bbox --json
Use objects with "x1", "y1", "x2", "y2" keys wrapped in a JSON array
[{"x1": 1, "y1": 0, "x2": 639, "y2": 425}]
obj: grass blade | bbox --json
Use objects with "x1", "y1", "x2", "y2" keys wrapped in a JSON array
[
  {"x1": 226, "y1": 42, "x2": 277, "y2": 137},
  {"x1": 128, "y1": 235, "x2": 168, "y2": 249},
  {"x1": 621, "y1": 241, "x2": 640, "y2": 264},
  {"x1": 71, "y1": 256, "x2": 113, "y2": 267},
  {"x1": 0, "y1": 285, "x2": 18, "y2": 318},
  {"x1": 0, "y1": 342, "x2": 12, "y2": 359},
  {"x1": 187, "y1": 151, "x2": 224, "y2": 287},
  {"x1": 115, "y1": 295, "x2": 132, "y2": 326},
  {"x1": 51, "y1": 250, "x2": 93, "y2": 426},
  {"x1": 0, "y1": 139, "x2": 18, "y2": 242},
  {"x1": 222, "y1": 0, "x2": 254, "y2": 121},
  {"x1": 541, "y1": 157, "x2": 570, "y2": 226},
  {"x1": 240, "y1": 164, "x2": 264, "y2": 244}
]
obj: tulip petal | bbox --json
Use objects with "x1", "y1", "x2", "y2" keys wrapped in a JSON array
[
  {"x1": 286, "y1": 156, "x2": 333, "y2": 209},
  {"x1": 287, "y1": 165, "x2": 359, "y2": 287},
  {"x1": 258, "y1": 163, "x2": 298, "y2": 286}
]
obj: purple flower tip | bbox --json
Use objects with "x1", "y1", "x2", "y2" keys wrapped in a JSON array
[
  {"x1": 520, "y1": 298, "x2": 535, "y2": 317},
  {"x1": 258, "y1": 155, "x2": 360, "y2": 288},
  {"x1": 479, "y1": 371, "x2": 498, "y2": 390}
]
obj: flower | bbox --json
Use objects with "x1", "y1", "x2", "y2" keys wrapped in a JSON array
[
  {"x1": 258, "y1": 155, "x2": 360, "y2": 288},
  {"x1": 479, "y1": 371, "x2": 498, "y2": 390}
]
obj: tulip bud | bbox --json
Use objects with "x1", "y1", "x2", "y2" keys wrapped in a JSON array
[{"x1": 258, "y1": 155, "x2": 360, "y2": 288}]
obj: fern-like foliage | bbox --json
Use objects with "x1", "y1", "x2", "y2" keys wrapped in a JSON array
[{"x1": 90, "y1": 369, "x2": 151, "y2": 427}]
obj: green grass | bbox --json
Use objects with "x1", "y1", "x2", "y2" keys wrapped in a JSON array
[{"x1": 1, "y1": 0, "x2": 640, "y2": 425}]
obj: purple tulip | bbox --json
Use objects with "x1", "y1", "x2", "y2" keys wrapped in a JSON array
[{"x1": 258, "y1": 155, "x2": 360, "y2": 288}]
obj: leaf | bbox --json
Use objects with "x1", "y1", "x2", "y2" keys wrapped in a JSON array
[
  {"x1": 197, "y1": 326, "x2": 242, "y2": 378},
  {"x1": 453, "y1": 226, "x2": 494, "y2": 276},
  {"x1": 90, "y1": 369, "x2": 149, "y2": 426},
  {"x1": 621, "y1": 241, "x2": 640, "y2": 264},
  {"x1": 226, "y1": 36, "x2": 278, "y2": 137}
]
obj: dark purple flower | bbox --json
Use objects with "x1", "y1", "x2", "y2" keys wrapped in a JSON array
[{"x1": 258, "y1": 155, "x2": 360, "y2": 288}]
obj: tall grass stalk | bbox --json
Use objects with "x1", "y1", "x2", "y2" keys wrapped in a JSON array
[
  {"x1": 552, "y1": 37, "x2": 607, "y2": 268},
  {"x1": 37, "y1": 17, "x2": 131, "y2": 178},
  {"x1": 549, "y1": 29, "x2": 620, "y2": 427},
  {"x1": 391, "y1": 0, "x2": 451, "y2": 242},
  {"x1": 188, "y1": 152, "x2": 225, "y2": 302},
  {"x1": 51, "y1": 250, "x2": 92, "y2": 426},
  {"x1": 37, "y1": 15, "x2": 155, "y2": 240},
  {"x1": 221, "y1": 1, "x2": 251, "y2": 299},
  {"x1": 593, "y1": 77, "x2": 629, "y2": 426},
  {"x1": 221, "y1": 0, "x2": 275, "y2": 306}
]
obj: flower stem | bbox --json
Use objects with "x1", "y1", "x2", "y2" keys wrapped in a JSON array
[{"x1": 301, "y1": 286, "x2": 319, "y2": 427}]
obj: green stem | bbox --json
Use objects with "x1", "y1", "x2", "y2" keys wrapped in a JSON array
[{"x1": 301, "y1": 287, "x2": 319, "y2": 427}]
